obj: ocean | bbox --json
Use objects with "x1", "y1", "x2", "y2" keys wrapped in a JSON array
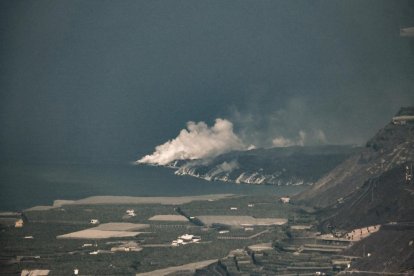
[{"x1": 0, "y1": 163, "x2": 306, "y2": 211}]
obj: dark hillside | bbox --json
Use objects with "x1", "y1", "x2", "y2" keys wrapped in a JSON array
[
  {"x1": 292, "y1": 108, "x2": 414, "y2": 274},
  {"x1": 319, "y1": 164, "x2": 414, "y2": 230},
  {"x1": 343, "y1": 228, "x2": 414, "y2": 273},
  {"x1": 173, "y1": 145, "x2": 358, "y2": 185},
  {"x1": 294, "y1": 108, "x2": 414, "y2": 208}
]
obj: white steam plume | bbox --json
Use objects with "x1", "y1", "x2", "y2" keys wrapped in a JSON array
[
  {"x1": 137, "y1": 119, "x2": 247, "y2": 165},
  {"x1": 272, "y1": 129, "x2": 326, "y2": 147},
  {"x1": 271, "y1": 136, "x2": 296, "y2": 147},
  {"x1": 209, "y1": 160, "x2": 239, "y2": 178}
]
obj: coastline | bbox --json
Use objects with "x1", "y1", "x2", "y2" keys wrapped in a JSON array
[{"x1": 24, "y1": 194, "x2": 236, "y2": 211}]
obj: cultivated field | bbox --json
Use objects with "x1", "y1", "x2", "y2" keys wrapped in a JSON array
[
  {"x1": 93, "y1": 223, "x2": 150, "y2": 231},
  {"x1": 57, "y1": 229, "x2": 142, "y2": 239},
  {"x1": 196, "y1": 215, "x2": 288, "y2": 226},
  {"x1": 148, "y1": 215, "x2": 188, "y2": 222},
  {"x1": 57, "y1": 222, "x2": 150, "y2": 239},
  {"x1": 1, "y1": 194, "x2": 300, "y2": 275}
]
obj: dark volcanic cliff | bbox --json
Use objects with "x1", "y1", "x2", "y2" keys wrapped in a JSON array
[
  {"x1": 293, "y1": 108, "x2": 414, "y2": 274},
  {"x1": 320, "y1": 164, "x2": 414, "y2": 230},
  {"x1": 172, "y1": 145, "x2": 358, "y2": 186},
  {"x1": 293, "y1": 108, "x2": 414, "y2": 208}
]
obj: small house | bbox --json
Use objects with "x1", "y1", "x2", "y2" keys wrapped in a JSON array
[
  {"x1": 392, "y1": 107, "x2": 414, "y2": 125},
  {"x1": 280, "y1": 196, "x2": 290, "y2": 204},
  {"x1": 171, "y1": 234, "x2": 201, "y2": 246},
  {"x1": 15, "y1": 219, "x2": 24, "y2": 228},
  {"x1": 126, "y1": 209, "x2": 136, "y2": 217}
]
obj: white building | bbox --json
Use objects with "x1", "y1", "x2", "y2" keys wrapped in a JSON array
[
  {"x1": 126, "y1": 209, "x2": 136, "y2": 216},
  {"x1": 392, "y1": 107, "x2": 414, "y2": 125},
  {"x1": 392, "y1": 115, "x2": 414, "y2": 125},
  {"x1": 111, "y1": 241, "x2": 142, "y2": 252},
  {"x1": 280, "y1": 196, "x2": 290, "y2": 204},
  {"x1": 171, "y1": 234, "x2": 201, "y2": 246},
  {"x1": 15, "y1": 219, "x2": 24, "y2": 228}
]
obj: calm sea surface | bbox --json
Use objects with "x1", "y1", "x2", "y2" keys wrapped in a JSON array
[{"x1": 0, "y1": 163, "x2": 306, "y2": 211}]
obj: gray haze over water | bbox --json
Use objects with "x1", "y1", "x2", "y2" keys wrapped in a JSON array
[
  {"x1": 0, "y1": 163, "x2": 301, "y2": 211},
  {"x1": 1, "y1": 0, "x2": 414, "y2": 164}
]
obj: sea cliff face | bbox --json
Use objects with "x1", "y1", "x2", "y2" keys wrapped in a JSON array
[
  {"x1": 167, "y1": 145, "x2": 359, "y2": 186},
  {"x1": 175, "y1": 165, "x2": 306, "y2": 185}
]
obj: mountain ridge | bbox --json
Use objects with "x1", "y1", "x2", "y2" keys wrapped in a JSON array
[
  {"x1": 291, "y1": 107, "x2": 414, "y2": 273},
  {"x1": 293, "y1": 109, "x2": 414, "y2": 208}
]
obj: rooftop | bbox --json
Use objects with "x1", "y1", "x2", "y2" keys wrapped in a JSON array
[{"x1": 395, "y1": 106, "x2": 414, "y2": 117}]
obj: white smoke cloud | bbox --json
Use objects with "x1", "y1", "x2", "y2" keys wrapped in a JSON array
[
  {"x1": 230, "y1": 96, "x2": 338, "y2": 148},
  {"x1": 137, "y1": 119, "x2": 247, "y2": 165},
  {"x1": 272, "y1": 129, "x2": 326, "y2": 147},
  {"x1": 298, "y1": 130, "x2": 306, "y2": 146},
  {"x1": 271, "y1": 136, "x2": 296, "y2": 147},
  {"x1": 314, "y1": 129, "x2": 327, "y2": 144},
  {"x1": 208, "y1": 160, "x2": 239, "y2": 178}
]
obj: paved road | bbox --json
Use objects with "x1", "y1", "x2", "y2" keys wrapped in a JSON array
[
  {"x1": 217, "y1": 229, "x2": 270, "y2": 240},
  {"x1": 338, "y1": 270, "x2": 411, "y2": 275}
]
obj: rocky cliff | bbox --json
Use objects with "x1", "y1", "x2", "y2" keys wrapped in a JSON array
[
  {"x1": 171, "y1": 145, "x2": 358, "y2": 186},
  {"x1": 294, "y1": 107, "x2": 414, "y2": 208}
]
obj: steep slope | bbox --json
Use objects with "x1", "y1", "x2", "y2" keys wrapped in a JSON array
[
  {"x1": 292, "y1": 108, "x2": 414, "y2": 274},
  {"x1": 172, "y1": 145, "x2": 358, "y2": 185},
  {"x1": 294, "y1": 108, "x2": 414, "y2": 208},
  {"x1": 343, "y1": 227, "x2": 414, "y2": 273},
  {"x1": 320, "y1": 164, "x2": 414, "y2": 230}
]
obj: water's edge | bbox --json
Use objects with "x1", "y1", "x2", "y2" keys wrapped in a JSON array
[{"x1": 0, "y1": 163, "x2": 306, "y2": 211}]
